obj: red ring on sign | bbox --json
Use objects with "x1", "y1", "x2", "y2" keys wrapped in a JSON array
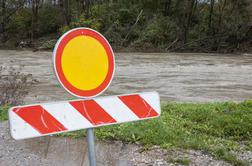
[{"x1": 53, "y1": 28, "x2": 115, "y2": 98}]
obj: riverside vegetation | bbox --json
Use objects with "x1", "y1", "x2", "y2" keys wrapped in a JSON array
[
  {"x1": 1, "y1": 100, "x2": 252, "y2": 165},
  {"x1": 0, "y1": 0, "x2": 251, "y2": 53}
]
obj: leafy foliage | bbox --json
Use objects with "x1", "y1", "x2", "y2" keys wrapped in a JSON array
[{"x1": 0, "y1": 0, "x2": 251, "y2": 52}]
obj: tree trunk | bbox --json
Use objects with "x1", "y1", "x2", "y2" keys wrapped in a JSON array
[
  {"x1": 183, "y1": 0, "x2": 196, "y2": 44},
  {"x1": 59, "y1": 0, "x2": 70, "y2": 26},
  {"x1": 84, "y1": 0, "x2": 91, "y2": 18},
  {"x1": 208, "y1": 0, "x2": 215, "y2": 33},
  {"x1": 163, "y1": 0, "x2": 171, "y2": 16},
  {"x1": 217, "y1": 0, "x2": 226, "y2": 34},
  {"x1": 0, "y1": 0, "x2": 7, "y2": 42},
  {"x1": 31, "y1": 0, "x2": 40, "y2": 41},
  {"x1": 216, "y1": 0, "x2": 227, "y2": 50},
  {"x1": 78, "y1": 0, "x2": 94, "y2": 16}
]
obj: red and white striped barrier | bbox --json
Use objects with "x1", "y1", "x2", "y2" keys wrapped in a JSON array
[{"x1": 9, "y1": 92, "x2": 160, "y2": 140}]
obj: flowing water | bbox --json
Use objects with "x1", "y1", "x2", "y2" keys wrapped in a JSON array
[{"x1": 0, "y1": 50, "x2": 251, "y2": 103}]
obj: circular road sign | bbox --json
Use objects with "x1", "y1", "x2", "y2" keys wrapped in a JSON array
[{"x1": 53, "y1": 28, "x2": 115, "y2": 98}]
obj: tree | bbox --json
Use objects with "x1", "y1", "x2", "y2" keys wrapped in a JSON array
[
  {"x1": 208, "y1": 0, "x2": 214, "y2": 33},
  {"x1": 0, "y1": 0, "x2": 7, "y2": 42},
  {"x1": 163, "y1": 0, "x2": 172, "y2": 16},
  {"x1": 31, "y1": 0, "x2": 41, "y2": 40},
  {"x1": 183, "y1": 0, "x2": 197, "y2": 44},
  {"x1": 59, "y1": 0, "x2": 70, "y2": 26},
  {"x1": 0, "y1": 0, "x2": 26, "y2": 42}
]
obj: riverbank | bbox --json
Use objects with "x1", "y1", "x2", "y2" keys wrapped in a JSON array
[
  {"x1": 1, "y1": 41, "x2": 252, "y2": 54},
  {"x1": 1, "y1": 101, "x2": 252, "y2": 165}
]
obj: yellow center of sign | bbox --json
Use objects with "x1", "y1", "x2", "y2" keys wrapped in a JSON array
[{"x1": 61, "y1": 36, "x2": 109, "y2": 90}]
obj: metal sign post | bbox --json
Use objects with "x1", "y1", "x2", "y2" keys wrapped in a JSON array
[{"x1": 87, "y1": 128, "x2": 96, "y2": 166}]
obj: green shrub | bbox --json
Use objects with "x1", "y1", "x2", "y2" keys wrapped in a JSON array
[
  {"x1": 7, "y1": 8, "x2": 31, "y2": 40},
  {"x1": 59, "y1": 14, "x2": 102, "y2": 35},
  {"x1": 37, "y1": 5, "x2": 63, "y2": 37}
]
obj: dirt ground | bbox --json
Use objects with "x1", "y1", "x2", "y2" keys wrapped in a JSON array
[{"x1": 1, "y1": 121, "x2": 238, "y2": 166}]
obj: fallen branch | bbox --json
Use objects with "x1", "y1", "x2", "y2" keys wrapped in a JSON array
[
  {"x1": 121, "y1": 9, "x2": 143, "y2": 46},
  {"x1": 168, "y1": 34, "x2": 226, "y2": 52},
  {"x1": 165, "y1": 38, "x2": 178, "y2": 51}
]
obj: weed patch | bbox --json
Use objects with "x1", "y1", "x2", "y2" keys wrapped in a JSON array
[
  {"x1": 0, "y1": 105, "x2": 9, "y2": 121},
  {"x1": 0, "y1": 66, "x2": 36, "y2": 106}
]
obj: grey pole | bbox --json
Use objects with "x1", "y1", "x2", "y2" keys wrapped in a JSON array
[{"x1": 86, "y1": 128, "x2": 97, "y2": 166}]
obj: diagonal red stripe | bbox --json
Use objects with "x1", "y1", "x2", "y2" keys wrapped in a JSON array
[
  {"x1": 69, "y1": 100, "x2": 116, "y2": 125},
  {"x1": 119, "y1": 95, "x2": 158, "y2": 118},
  {"x1": 13, "y1": 105, "x2": 67, "y2": 134}
]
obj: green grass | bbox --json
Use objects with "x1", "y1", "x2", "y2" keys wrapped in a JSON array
[
  {"x1": 100, "y1": 100, "x2": 252, "y2": 148},
  {"x1": 0, "y1": 105, "x2": 9, "y2": 121},
  {"x1": 60, "y1": 100, "x2": 252, "y2": 165},
  {"x1": 1, "y1": 100, "x2": 252, "y2": 165}
]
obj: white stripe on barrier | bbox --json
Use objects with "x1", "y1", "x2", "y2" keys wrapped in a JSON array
[
  {"x1": 95, "y1": 96, "x2": 139, "y2": 122},
  {"x1": 41, "y1": 102, "x2": 93, "y2": 130},
  {"x1": 140, "y1": 92, "x2": 161, "y2": 114}
]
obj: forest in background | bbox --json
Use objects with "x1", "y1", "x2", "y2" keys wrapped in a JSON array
[{"x1": 0, "y1": 0, "x2": 251, "y2": 53}]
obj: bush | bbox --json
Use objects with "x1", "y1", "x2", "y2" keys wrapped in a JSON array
[
  {"x1": 59, "y1": 14, "x2": 102, "y2": 34},
  {"x1": 37, "y1": 5, "x2": 64, "y2": 37},
  {"x1": 7, "y1": 8, "x2": 31, "y2": 40},
  {"x1": 0, "y1": 66, "x2": 36, "y2": 106},
  {"x1": 130, "y1": 15, "x2": 178, "y2": 51}
]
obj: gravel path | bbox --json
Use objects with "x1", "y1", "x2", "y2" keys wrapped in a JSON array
[{"x1": 0, "y1": 121, "x2": 235, "y2": 166}]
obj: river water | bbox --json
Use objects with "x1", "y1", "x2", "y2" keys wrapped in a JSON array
[{"x1": 0, "y1": 50, "x2": 251, "y2": 103}]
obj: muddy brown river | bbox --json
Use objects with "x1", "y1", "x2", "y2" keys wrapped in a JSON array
[
  {"x1": 0, "y1": 50, "x2": 252, "y2": 103},
  {"x1": 0, "y1": 50, "x2": 252, "y2": 166}
]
